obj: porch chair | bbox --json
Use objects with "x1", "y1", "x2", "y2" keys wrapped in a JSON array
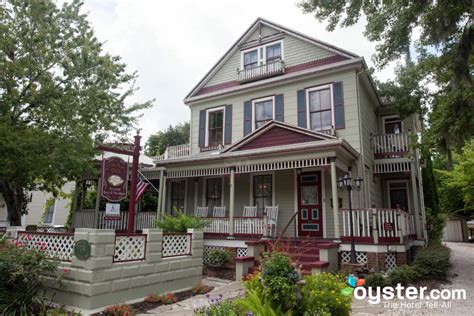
[
  {"x1": 195, "y1": 206, "x2": 209, "y2": 217},
  {"x1": 213, "y1": 206, "x2": 226, "y2": 217},
  {"x1": 243, "y1": 206, "x2": 258, "y2": 217},
  {"x1": 264, "y1": 206, "x2": 279, "y2": 237}
]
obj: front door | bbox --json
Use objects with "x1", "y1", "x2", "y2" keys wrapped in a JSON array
[{"x1": 297, "y1": 172, "x2": 323, "y2": 237}]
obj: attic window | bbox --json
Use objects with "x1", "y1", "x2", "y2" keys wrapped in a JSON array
[
  {"x1": 244, "y1": 50, "x2": 258, "y2": 70},
  {"x1": 240, "y1": 40, "x2": 283, "y2": 69}
]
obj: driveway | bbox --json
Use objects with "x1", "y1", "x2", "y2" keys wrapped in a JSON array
[{"x1": 351, "y1": 242, "x2": 474, "y2": 315}]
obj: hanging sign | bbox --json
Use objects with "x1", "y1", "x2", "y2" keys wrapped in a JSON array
[
  {"x1": 104, "y1": 203, "x2": 121, "y2": 220},
  {"x1": 101, "y1": 156, "x2": 128, "y2": 202}
]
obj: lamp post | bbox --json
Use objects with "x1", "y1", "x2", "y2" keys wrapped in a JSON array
[{"x1": 337, "y1": 174, "x2": 363, "y2": 264}]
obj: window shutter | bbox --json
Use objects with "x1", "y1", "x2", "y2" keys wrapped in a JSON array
[
  {"x1": 198, "y1": 109, "x2": 206, "y2": 147},
  {"x1": 243, "y1": 100, "x2": 252, "y2": 136},
  {"x1": 333, "y1": 81, "x2": 345, "y2": 129},
  {"x1": 224, "y1": 104, "x2": 232, "y2": 144},
  {"x1": 297, "y1": 89, "x2": 307, "y2": 128},
  {"x1": 275, "y1": 94, "x2": 284, "y2": 122}
]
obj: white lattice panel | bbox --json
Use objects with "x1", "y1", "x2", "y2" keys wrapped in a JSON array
[
  {"x1": 203, "y1": 246, "x2": 225, "y2": 264},
  {"x1": 17, "y1": 232, "x2": 74, "y2": 261},
  {"x1": 340, "y1": 251, "x2": 367, "y2": 264},
  {"x1": 385, "y1": 252, "x2": 397, "y2": 271},
  {"x1": 114, "y1": 235, "x2": 146, "y2": 262},
  {"x1": 237, "y1": 247, "x2": 248, "y2": 257},
  {"x1": 162, "y1": 234, "x2": 191, "y2": 257}
]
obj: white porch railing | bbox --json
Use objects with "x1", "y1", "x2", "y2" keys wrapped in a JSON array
[
  {"x1": 155, "y1": 143, "x2": 190, "y2": 160},
  {"x1": 373, "y1": 133, "x2": 410, "y2": 158},
  {"x1": 204, "y1": 217, "x2": 265, "y2": 235},
  {"x1": 340, "y1": 208, "x2": 416, "y2": 241},
  {"x1": 73, "y1": 211, "x2": 157, "y2": 230}
]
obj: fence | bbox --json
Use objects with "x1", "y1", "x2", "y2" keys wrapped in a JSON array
[
  {"x1": 162, "y1": 233, "x2": 192, "y2": 258},
  {"x1": 17, "y1": 231, "x2": 75, "y2": 261},
  {"x1": 113, "y1": 233, "x2": 147, "y2": 262},
  {"x1": 73, "y1": 210, "x2": 157, "y2": 230}
]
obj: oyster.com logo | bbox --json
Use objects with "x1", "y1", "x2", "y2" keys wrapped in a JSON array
[{"x1": 341, "y1": 274, "x2": 365, "y2": 296}]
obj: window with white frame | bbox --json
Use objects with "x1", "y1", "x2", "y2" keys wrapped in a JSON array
[
  {"x1": 253, "y1": 96, "x2": 274, "y2": 129},
  {"x1": 241, "y1": 40, "x2": 283, "y2": 70},
  {"x1": 307, "y1": 85, "x2": 334, "y2": 131},
  {"x1": 205, "y1": 107, "x2": 225, "y2": 147},
  {"x1": 206, "y1": 178, "x2": 222, "y2": 210},
  {"x1": 253, "y1": 175, "x2": 272, "y2": 213},
  {"x1": 170, "y1": 180, "x2": 186, "y2": 214}
]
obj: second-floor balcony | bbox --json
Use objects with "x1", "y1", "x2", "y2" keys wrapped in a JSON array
[
  {"x1": 155, "y1": 143, "x2": 190, "y2": 161},
  {"x1": 372, "y1": 133, "x2": 411, "y2": 159},
  {"x1": 237, "y1": 60, "x2": 285, "y2": 83}
]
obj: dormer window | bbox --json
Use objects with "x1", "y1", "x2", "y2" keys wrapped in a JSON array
[
  {"x1": 266, "y1": 43, "x2": 281, "y2": 63},
  {"x1": 238, "y1": 41, "x2": 285, "y2": 83},
  {"x1": 244, "y1": 50, "x2": 258, "y2": 70}
]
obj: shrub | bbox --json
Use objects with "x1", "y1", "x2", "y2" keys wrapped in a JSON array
[
  {"x1": 155, "y1": 209, "x2": 208, "y2": 232},
  {"x1": 243, "y1": 270, "x2": 263, "y2": 296},
  {"x1": 103, "y1": 304, "x2": 134, "y2": 316},
  {"x1": 207, "y1": 248, "x2": 231, "y2": 268},
  {"x1": 237, "y1": 290, "x2": 285, "y2": 316},
  {"x1": 191, "y1": 282, "x2": 211, "y2": 295},
  {"x1": 195, "y1": 297, "x2": 242, "y2": 316},
  {"x1": 301, "y1": 273, "x2": 352, "y2": 316},
  {"x1": 0, "y1": 239, "x2": 61, "y2": 315},
  {"x1": 413, "y1": 245, "x2": 451, "y2": 279},
  {"x1": 144, "y1": 293, "x2": 160, "y2": 303},
  {"x1": 365, "y1": 272, "x2": 388, "y2": 288},
  {"x1": 387, "y1": 265, "x2": 419, "y2": 285},
  {"x1": 260, "y1": 252, "x2": 299, "y2": 311}
]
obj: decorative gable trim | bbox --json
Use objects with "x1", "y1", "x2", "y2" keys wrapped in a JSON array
[{"x1": 222, "y1": 120, "x2": 336, "y2": 153}]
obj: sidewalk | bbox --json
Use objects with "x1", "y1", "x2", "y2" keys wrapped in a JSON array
[{"x1": 137, "y1": 278, "x2": 244, "y2": 315}]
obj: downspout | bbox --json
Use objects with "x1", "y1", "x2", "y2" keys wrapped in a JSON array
[{"x1": 355, "y1": 68, "x2": 368, "y2": 208}]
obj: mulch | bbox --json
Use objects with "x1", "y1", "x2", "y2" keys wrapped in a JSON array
[{"x1": 203, "y1": 265, "x2": 235, "y2": 281}]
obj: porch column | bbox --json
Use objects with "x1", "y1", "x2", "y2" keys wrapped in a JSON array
[
  {"x1": 228, "y1": 168, "x2": 235, "y2": 238},
  {"x1": 330, "y1": 158, "x2": 341, "y2": 239},
  {"x1": 160, "y1": 173, "x2": 167, "y2": 217},
  {"x1": 410, "y1": 162, "x2": 421, "y2": 239},
  {"x1": 193, "y1": 178, "x2": 199, "y2": 213},
  {"x1": 94, "y1": 178, "x2": 101, "y2": 228},
  {"x1": 157, "y1": 169, "x2": 164, "y2": 217}
]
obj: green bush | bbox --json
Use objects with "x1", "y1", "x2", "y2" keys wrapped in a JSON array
[
  {"x1": 387, "y1": 265, "x2": 419, "y2": 285},
  {"x1": 413, "y1": 245, "x2": 451, "y2": 279},
  {"x1": 207, "y1": 248, "x2": 231, "y2": 268},
  {"x1": 260, "y1": 252, "x2": 299, "y2": 311},
  {"x1": 301, "y1": 273, "x2": 352, "y2": 316},
  {"x1": 365, "y1": 272, "x2": 388, "y2": 288},
  {"x1": 155, "y1": 209, "x2": 208, "y2": 232},
  {"x1": 0, "y1": 239, "x2": 61, "y2": 315}
]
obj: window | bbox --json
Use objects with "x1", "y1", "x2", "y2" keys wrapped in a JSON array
[
  {"x1": 254, "y1": 97, "x2": 274, "y2": 129},
  {"x1": 384, "y1": 117, "x2": 402, "y2": 134},
  {"x1": 207, "y1": 109, "x2": 224, "y2": 146},
  {"x1": 206, "y1": 178, "x2": 222, "y2": 210},
  {"x1": 43, "y1": 199, "x2": 55, "y2": 224},
  {"x1": 244, "y1": 50, "x2": 258, "y2": 70},
  {"x1": 308, "y1": 86, "x2": 333, "y2": 131},
  {"x1": 266, "y1": 43, "x2": 281, "y2": 63},
  {"x1": 170, "y1": 180, "x2": 186, "y2": 214},
  {"x1": 253, "y1": 175, "x2": 272, "y2": 213},
  {"x1": 388, "y1": 181, "x2": 410, "y2": 211}
]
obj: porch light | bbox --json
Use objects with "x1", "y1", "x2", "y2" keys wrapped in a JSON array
[
  {"x1": 355, "y1": 176, "x2": 363, "y2": 190},
  {"x1": 343, "y1": 174, "x2": 351, "y2": 187},
  {"x1": 337, "y1": 177, "x2": 345, "y2": 190}
]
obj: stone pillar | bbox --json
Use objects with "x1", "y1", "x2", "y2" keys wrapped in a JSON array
[
  {"x1": 5, "y1": 226, "x2": 25, "y2": 240},
  {"x1": 330, "y1": 158, "x2": 341, "y2": 239},
  {"x1": 228, "y1": 168, "x2": 235, "y2": 238}
]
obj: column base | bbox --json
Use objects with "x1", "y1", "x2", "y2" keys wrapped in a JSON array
[{"x1": 227, "y1": 235, "x2": 235, "y2": 239}]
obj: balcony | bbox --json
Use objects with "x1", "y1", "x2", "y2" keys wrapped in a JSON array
[
  {"x1": 372, "y1": 133, "x2": 411, "y2": 159},
  {"x1": 155, "y1": 143, "x2": 190, "y2": 161},
  {"x1": 237, "y1": 60, "x2": 285, "y2": 83}
]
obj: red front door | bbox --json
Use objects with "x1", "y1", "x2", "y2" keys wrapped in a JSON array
[{"x1": 297, "y1": 172, "x2": 323, "y2": 237}]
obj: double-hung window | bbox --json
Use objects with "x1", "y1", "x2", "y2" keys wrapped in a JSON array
[
  {"x1": 244, "y1": 50, "x2": 258, "y2": 70},
  {"x1": 170, "y1": 180, "x2": 186, "y2": 214},
  {"x1": 241, "y1": 40, "x2": 283, "y2": 70},
  {"x1": 206, "y1": 178, "x2": 222, "y2": 210},
  {"x1": 266, "y1": 43, "x2": 281, "y2": 63},
  {"x1": 253, "y1": 175, "x2": 272, "y2": 213},
  {"x1": 206, "y1": 107, "x2": 224, "y2": 147},
  {"x1": 307, "y1": 85, "x2": 333, "y2": 131},
  {"x1": 253, "y1": 97, "x2": 274, "y2": 129}
]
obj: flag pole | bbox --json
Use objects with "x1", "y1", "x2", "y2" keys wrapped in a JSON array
[{"x1": 127, "y1": 131, "x2": 141, "y2": 234}]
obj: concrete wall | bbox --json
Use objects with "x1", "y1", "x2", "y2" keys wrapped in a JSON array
[{"x1": 42, "y1": 228, "x2": 203, "y2": 313}]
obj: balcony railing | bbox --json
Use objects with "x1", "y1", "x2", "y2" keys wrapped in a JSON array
[
  {"x1": 155, "y1": 143, "x2": 190, "y2": 161},
  {"x1": 340, "y1": 208, "x2": 416, "y2": 243},
  {"x1": 237, "y1": 60, "x2": 285, "y2": 83},
  {"x1": 204, "y1": 216, "x2": 266, "y2": 236},
  {"x1": 372, "y1": 133, "x2": 411, "y2": 159}
]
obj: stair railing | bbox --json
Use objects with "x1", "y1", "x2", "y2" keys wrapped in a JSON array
[{"x1": 274, "y1": 210, "x2": 299, "y2": 246}]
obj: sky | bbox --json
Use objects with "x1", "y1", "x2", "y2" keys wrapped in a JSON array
[{"x1": 79, "y1": 0, "x2": 401, "y2": 143}]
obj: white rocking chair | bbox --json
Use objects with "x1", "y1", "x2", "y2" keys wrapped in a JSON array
[
  {"x1": 265, "y1": 206, "x2": 279, "y2": 237},
  {"x1": 195, "y1": 206, "x2": 208, "y2": 217},
  {"x1": 243, "y1": 206, "x2": 258, "y2": 217},
  {"x1": 213, "y1": 206, "x2": 226, "y2": 217}
]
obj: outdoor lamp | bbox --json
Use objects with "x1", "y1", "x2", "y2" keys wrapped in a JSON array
[
  {"x1": 355, "y1": 176, "x2": 363, "y2": 190},
  {"x1": 343, "y1": 174, "x2": 351, "y2": 187},
  {"x1": 337, "y1": 177, "x2": 344, "y2": 190}
]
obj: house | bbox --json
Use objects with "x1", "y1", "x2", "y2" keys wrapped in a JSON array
[{"x1": 143, "y1": 18, "x2": 427, "y2": 271}]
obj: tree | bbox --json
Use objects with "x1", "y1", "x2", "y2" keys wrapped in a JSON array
[
  {"x1": 0, "y1": 0, "x2": 152, "y2": 225},
  {"x1": 145, "y1": 122, "x2": 190, "y2": 156},
  {"x1": 299, "y1": 0, "x2": 473, "y2": 168}
]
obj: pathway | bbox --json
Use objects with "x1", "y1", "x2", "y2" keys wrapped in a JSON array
[
  {"x1": 351, "y1": 242, "x2": 474, "y2": 315},
  {"x1": 137, "y1": 277, "x2": 244, "y2": 316}
]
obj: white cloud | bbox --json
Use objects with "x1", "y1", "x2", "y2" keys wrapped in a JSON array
[{"x1": 80, "y1": 0, "x2": 399, "y2": 142}]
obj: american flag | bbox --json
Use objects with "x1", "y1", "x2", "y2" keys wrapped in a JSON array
[{"x1": 135, "y1": 174, "x2": 149, "y2": 200}]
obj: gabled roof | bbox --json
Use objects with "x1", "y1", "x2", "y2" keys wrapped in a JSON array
[
  {"x1": 222, "y1": 120, "x2": 336, "y2": 153},
  {"x1": 185, "y1": 17, "x2": 359, "y2": 101}
]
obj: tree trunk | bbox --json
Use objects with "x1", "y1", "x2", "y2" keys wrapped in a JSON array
[{"x1": 0, "y1": 181, "x2": 28, "y2": 226}]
